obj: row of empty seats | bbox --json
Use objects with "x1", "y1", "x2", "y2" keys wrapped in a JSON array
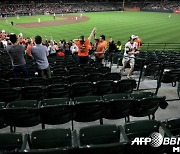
[
  {"x1": 1, "y1": 118, "x2": 180, "y2": 154},
  {"x1": 0, "y1": 92, "x2": 166, "y2": 132},
  {"x1": 0, "y1": 72, "x2": 123, "y2": 88},
  {"x1": 0, "y1": 79, "x2": 137, "y2": 102}
]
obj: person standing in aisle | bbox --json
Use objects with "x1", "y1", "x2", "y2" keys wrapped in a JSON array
[{"x1": 120, "y1": 35, "x2": 139, "y2": 79}]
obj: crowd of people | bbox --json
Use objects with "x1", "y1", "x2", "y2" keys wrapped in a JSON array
[
  {"x1": 0, "y1": 28, "x2": 142, "y2": 79},
  {"x1": 142, "y1": 1, "x2": 180, "y2": 11},
  {"x1": 0, "y1": 0, "x2": 120, "y2": 16},
  {"x1": 1, "y1": 0, "x2": 180, "y2": 16}
]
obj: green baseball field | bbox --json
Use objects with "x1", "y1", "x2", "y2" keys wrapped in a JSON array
[{"x1": 0, "y1": 11, "x2": 180, "y2": 50}]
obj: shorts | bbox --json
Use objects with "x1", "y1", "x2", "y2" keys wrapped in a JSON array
[{"x1": 122, "y1": 57, "x2": 135, "y2": 66}]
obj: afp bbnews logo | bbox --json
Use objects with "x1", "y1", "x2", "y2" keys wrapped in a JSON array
[{"x1": 131, "y1": 132, "x2": 180, "y2": 152}]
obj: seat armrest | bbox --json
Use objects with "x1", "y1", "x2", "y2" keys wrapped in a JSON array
[
  {"x1": 159, "y1": 122, "x2": 173, "y2": 137},
  {"x1": 21, "y1": 133, "x2": 28, "y2": 151},
  {"x1": 119, "y1": 125, "x2": 130, "y2": 143}
]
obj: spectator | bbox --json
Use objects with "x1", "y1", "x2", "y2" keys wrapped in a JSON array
[
  {"x1": 31, "y1": 35, "x2": 51, "y2": 78},
  {"x1": 74, "y1": 27, "x2": 96, "y2": 64},
  {"x1": 120, "y1": 35, "x2": 139, "y2": 79},
  {"x1": 70, "y1": 42, "x2": 78, "y2": 55},
  {"x1": 94, "y1": 32, "x2": 108, "y2": 63},
  {"x1": 6, "y1": 33, "x2": 29, "y2": 78},
  {"x1": 107, "y1": 37, "x2": 117, "y2": 64},
  {"x1": 26, "y1": 39, "x2": 34, "y2": 60},
  {"x1": 136, "y1": 36, "x2": 142, "y2": 49},
  {"x1": 116, "y1": 41, "x2": 122, "y2": 53},
  {"x1": 0, "y1": 38, "x2": 4, "y2": 49},
  {"x1": 47, "y1": 40, "x2": 56, "y2": 56}
]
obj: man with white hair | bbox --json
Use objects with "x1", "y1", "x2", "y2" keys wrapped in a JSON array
[{"x1": 120, "y1": 35, "x2": 139, "y2": 79}]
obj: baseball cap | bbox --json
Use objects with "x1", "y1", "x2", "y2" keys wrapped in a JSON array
[{"x1": 130, "y1": 35, "x2": 138, "y2": 40}]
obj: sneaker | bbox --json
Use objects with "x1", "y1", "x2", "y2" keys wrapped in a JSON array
[{"x1": 127, "y1": 76, "x2": 133, "y2": 79}]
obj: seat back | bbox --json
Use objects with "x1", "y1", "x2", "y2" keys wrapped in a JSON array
[
  {"x1": 68, "y1": 75, "x2": 85, "y2": 85},
  {"x1": 30, "y1": 128, "x2": 72, "y2": 149},
  {"x1": 103, "y1": 94, "x2": 131, "y2": 121},
  {"x1": 0, "y1": 102, "x2": 8, "y2": 129},
  {"x1": 125, "y1": 120, "x2": 159, "y2": 139},
  {"x1": 29, "y1": 77, "x2": 47, "y2": 86},
  {"x1": 94, "y1": 80, "x2": 116, "y2": 96},
  {"x1": 97, "y1": 67, "x2": 111, "y2": 75},
  {"x1": 40, "y1": 98, "x2": 72, "y2": 126},
  {"x1": 130, "y1": 91, "x2": 155, "y2": 99},
  {"x1": 164, "y1": 118, "x2": 180, "y2": 137},
  {"x1": 117, "y1": 79, "x2": 137, "y2": 93},
  {"x1": 161, "y1": 69, "x2": 180, "y2": 83},
  {"x1": 0, "y1": 88, "x2": 20, "y2": 102},
  {"x1": 73, "y1": 96, "x2": 103, "y2": 123},
  {"x1": 82, "y1": 67, "x2": 98, "y2": 75},
  {"x1": 71, "y1": 82, "x2": 93, "y2": 97},
  {"x1": 21, "y1": 86, "x2": 45, "y2": 101},
  {"x1": 144, "y1": 63, "x2": 161, "y2": 79},
  {"x1": 0, "y1": 133, "x2": 23, "y2": 151},
  {"x1": 4, "y1": 100, "x2": 40, "y2": 129},
  {"x1": 46, "y1": 84, "x2": 70, "y2": 98},
  {"x1": 68, "y1": 67, "x2": 82, "y2": 76},
  {"x1": 53, "y1": 68, "x2": 67, "y2": 77},
  {"x1": 48, "y1": 76, "x2": 67, "y2": 85},
  {"x1": 85, "y1": 73, "x2": 103, "y2": 83},
  {"x1": 103, "y1": 73, "x2": 121, "y2": 82},
  {"x1": 9, "y1": 78, "x2": 29, "y2": 87},
  {"x1": 130, "y1": 97, "x2": 160, "y2": 119},
  {"x1": 0, "y1": 79, "x2": 10, "y2": 88},
  {"x1": 124, "y1": 120, "x2": 163, "y2": 154},
  {"x1": 79, "y1": 124, "x2": 120, "y2": 145}
]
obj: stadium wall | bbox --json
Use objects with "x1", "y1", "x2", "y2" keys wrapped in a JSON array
[
  {"x1": 124, "y1": 7, "x2": 140, "y2": 11},
  {"x1": 174, "y1": 9, "x2": 180, "y2": 13},
  {"x1": 141, "y1": 9, "x2": 173, "y2": 13}
]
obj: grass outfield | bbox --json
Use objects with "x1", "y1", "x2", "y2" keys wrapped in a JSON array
[{"x1": 0, "y1": 11, "x2": 180, "y2": 50}]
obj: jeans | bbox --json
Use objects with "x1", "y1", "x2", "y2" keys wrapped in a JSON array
[
  {"x1": 13, "y1": 64, "x2": 29, "y2": 78},
  {"x1": 38, "y1": 66, "x2": 51, "y2": 78}
]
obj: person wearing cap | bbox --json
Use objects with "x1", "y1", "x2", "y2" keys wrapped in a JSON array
[
  {"x1": 6, "y1": 33, "x2": 29, "y2": 78},
  {"x1": 120, "y1": 35, "x2": 139, "y2": 79},
  {"x1": 74, "y1": 28, "x2": 96, "y2": 64}
]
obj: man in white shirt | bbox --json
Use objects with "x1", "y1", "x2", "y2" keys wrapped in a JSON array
[{"x1": 120, "y1": 35, "x2": 139, "y2": 79}]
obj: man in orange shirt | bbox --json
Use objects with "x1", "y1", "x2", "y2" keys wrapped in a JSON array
[
  {"x1": 74, "y1": 28, "x2": 96, "y2": 64},
  {"x1": 94, "y1": 34, "x2": 108, "y2": 63},
  {"x1": 136, "y1": 36, "x2": 142, "y2": 49},
  {"x1": 26, "y1": 39, "x2": 34, "y2": 60}
]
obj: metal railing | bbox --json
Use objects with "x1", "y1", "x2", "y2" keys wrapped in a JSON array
[
  {"x1": 139, "y1": 43, "x2": 180, "y2": 51},
  {"x1": 120, "y1": 43, "x2": 180, "y2": 51}
]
